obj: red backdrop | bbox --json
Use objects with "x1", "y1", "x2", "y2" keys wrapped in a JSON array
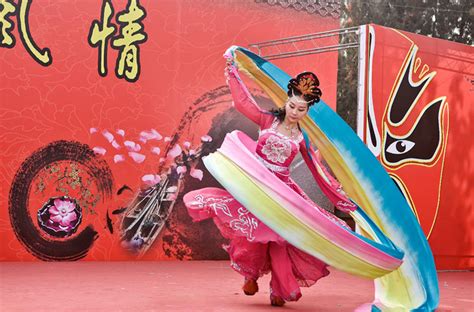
[{"x1": 0, "y1": 0, "x2": 339, "y2": 261}]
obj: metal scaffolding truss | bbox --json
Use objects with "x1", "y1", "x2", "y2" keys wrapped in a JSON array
[
  {"x1": 248, "y1": 26, "x2": 359, "y2": 60},
  {"x1": 255, "y1": 0, "x2": 342, "y2": 18}
]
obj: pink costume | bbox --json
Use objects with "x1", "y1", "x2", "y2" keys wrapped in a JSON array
[{"x1": 184, "y1": 66, "x2": 348, "y2": 302}]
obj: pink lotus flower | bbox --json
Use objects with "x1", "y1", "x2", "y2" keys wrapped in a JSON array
[
  {"x1": 92, "y1": 147, "x2": 106, "y2": 155},
  {"x1": 129, "y1": 152, "x2": 146, "y2": 163},
  {"x1": 38, "y1": 196, "x2": 82, "y2": 237},
  {"x1": 49, "y1": 198, "x2": 78, "y2": 227}
]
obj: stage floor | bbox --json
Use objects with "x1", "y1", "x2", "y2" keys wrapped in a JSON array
[{"x1": 1, "y1": 261, "x2": 472, "y2": 311}]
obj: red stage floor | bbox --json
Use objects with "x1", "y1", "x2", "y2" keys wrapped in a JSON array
[{"x1": 1, "y1": 261, "x2": 472, "y2": 311}]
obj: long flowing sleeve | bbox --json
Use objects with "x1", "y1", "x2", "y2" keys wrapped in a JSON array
[
  {"x1": 299, "y1": 140, "x2": 356, "y2": 213},
  {"x1": 227, "y1": 65, "x2": 271, "y2": 128}
]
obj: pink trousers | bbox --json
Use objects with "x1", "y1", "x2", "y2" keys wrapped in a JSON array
[{"x1": 226, "y1": 237, "x2": 329, "y2": 301}]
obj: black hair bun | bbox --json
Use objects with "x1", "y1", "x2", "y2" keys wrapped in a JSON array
[{"x1": 287, "y1": 72, "x2": 322, "y2": 106}]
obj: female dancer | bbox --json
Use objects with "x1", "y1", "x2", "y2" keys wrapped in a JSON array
[{"x1": 184, "y1": 62, "x2": 349, "y2": 306}]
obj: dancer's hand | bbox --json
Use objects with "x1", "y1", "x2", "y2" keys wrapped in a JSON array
[
  {"x1": 335, "y1": 200, "x2": 357, "y2": 213},
  {"x1": 224, "y1": 62, "x2": 237, "y2": 84},
  {"x1": 223, "y1": 45, "x2": 237, "y2": 64}
]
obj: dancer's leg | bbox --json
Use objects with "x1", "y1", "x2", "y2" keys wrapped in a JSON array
[
  {"x1": 226, "y1": 237, "x2": 269, "y2": 295},
  {"x1": 268, "y1": 242, "x2": 302, "y2": 304}
]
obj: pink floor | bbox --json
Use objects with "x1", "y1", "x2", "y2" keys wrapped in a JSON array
[{"x1": 1, "y1": 261, "x2": 473, "y2": 311}]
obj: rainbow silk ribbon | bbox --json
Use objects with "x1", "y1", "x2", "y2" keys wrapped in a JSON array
[{"x1": 204, "y1": 46, "x2": 438, "y2": 311}]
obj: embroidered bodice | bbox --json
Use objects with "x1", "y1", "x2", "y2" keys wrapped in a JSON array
[{"x1": 255, "y1": 118, "x2": 303, "y2": 173}]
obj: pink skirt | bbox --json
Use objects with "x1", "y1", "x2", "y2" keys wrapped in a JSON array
[{"x1": 184, "y1": 180, "x2": 333, "y2": 301}]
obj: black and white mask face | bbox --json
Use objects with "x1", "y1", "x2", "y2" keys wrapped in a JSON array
[{"x1": 381, "y1": 47, "x2": 447, "y2": 168}]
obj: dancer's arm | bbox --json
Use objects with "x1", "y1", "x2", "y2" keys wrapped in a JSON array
[
  {"x1": 226, "y1": 65, "x2": 271, "y2": 127},
  {"x1": 299, "y1": 141, "x2": 356, "y2": 213}
]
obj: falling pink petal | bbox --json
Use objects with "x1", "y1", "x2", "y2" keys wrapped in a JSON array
[
  {"x1": 183, "y1": 141, "x2": 191, "y2": 149},
  {"x1": 89, "y1": 127, "x2": 98, "y2": 134},
  {"x1": 139, "y1": 131, "x2": 150, "y2": 141},
  {"x1": 190, "y1": 168, "x2": 204, "y2": 181},
  {"x1": 167, "y1": 144, "x2": 182, "y2": 159},
  {"x1": 116, "y1": 129, "x2": 125, "y2": 137},
  {"x1": 164, "y1": 136, "x2": 172, "y2": 142},
  {"x1": 102, "y1": 130, "x2": 114, "y2": 143},
  {"x1": 176, "y1": 166, "x2": 187, "y2": 175},
  {"x1": 111, "y1": 140, "x2": 121, "y2": 150},
  {"x1": 142, "y1": 174, "x2": 155, "y2": 184},
  {"x1": 151, "y1": 147, "x2": 161, "y2": 155},
  {"x1": 124, "y1": 140, "x2": 135, "y2": 150},
  {"x1": 189, "y1": 149, "x2": 196, "y2": 156},
  {"x1": 166, "y1": 186, "x2": 178, "y2": 193},
  {"x1": 141, "y1": 174, "x2": 161, "y2": 186},
  {"x1": 129, "y1": 152, "x2": 146, "y2": 163},
  {"x1": 93, "y1": 147, "x2": 106, "y2": 155},
  {"x1": 139, "y1": 129, "x2": 163, "y2": 143},
  {"x1": 114, "y1": 154, "x2": 125, "y2": 163},
  {"x1": 124, "y1": 140, "x2": 141, "y2": 152},
  {"x1": 201, "y1": 135, "x2": 212, "y2": 143},
  {"x1": 150, "y1": 129, "x2": 162, "y2": 140}
]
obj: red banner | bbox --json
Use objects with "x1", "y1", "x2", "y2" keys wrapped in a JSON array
[{"x1": 358, "y1": 24, "x2": 474, "y2": 270}]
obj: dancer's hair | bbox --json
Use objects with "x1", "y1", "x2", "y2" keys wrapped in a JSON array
[{"x1": 271, "y1": 72, "x2": 322, "y2": 122}]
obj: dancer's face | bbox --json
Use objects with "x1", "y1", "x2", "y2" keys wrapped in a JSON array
[{"x1": 285, "y1": 96, "x2": 308, "y2": 124}]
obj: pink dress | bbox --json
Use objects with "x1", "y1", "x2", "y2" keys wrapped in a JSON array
[{"x1": 184, "y1": 67, "x2": 347, "y2": 301}]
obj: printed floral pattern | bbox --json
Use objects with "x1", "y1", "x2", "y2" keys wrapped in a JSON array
[{"x1": 229, "y1": 207, "x2": 258, "y2": 241}]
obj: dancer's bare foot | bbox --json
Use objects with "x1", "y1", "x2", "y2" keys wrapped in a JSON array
[
  {"x1": 270, "y1": 295, "x2": 285, "y2": 307},
  {"x1": 242, "y1": 278, "x2": 258, "y2": 296}
]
